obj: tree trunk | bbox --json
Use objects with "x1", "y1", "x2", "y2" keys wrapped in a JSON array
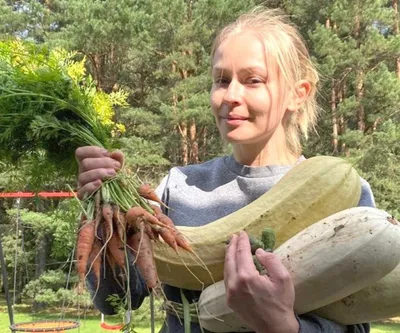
[
  {"x1": 189, "y1": 121, "x2": 199, "y2": 164},
  {"x1": 354, "y1": 11, "x2": 365, "y2": 132},
  {"x1": 180, "y1": 122, "x2": 188, "y2": 165},
  {"x1": 326, "y1": 17, "x2": 331, "y2": 29},
  {"x1": 393, "y1": 0, "x2": 400, "y2": 78},
  {"x1": 187, "y1": 0, "x2": 193, "y2": 21},
  {"x1": 338, "y1": 87, "x2": 345, "y2": 135},
  {"x1": 354, "y1": 12, "x2": 361, "y2": 48},
  {"x1": 200, "y1": 127, "x2": 208, "y2": 162},
  {"x1": 174, "y1": 57, "x2": 191, "y2": 165},
  {"x1": 331, "y1": 79, "x2": 338, "y2": 155},
  {"x1": 86, "y1": 53, "x2": 105, "y2": 90},
  {"x1": 339, "y1": 86, "x2": 347, "y2": 155},
  {"x1": 356, "y1": 70, "x2": 365, "y2": 131},
  {"x1": 397, "y1": 59, "x2": 400, "y2": 79},
  {"x1": 372, "y1": 117, "x2": 381, "y2": 132},
  {"x1": 107, "y1": 43, "x2": 117, "y2": 93}
]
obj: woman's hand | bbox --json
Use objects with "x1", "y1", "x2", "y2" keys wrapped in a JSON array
[
  {"x1": 75, "y1": 146, "x2": 124, "y2": 199},
  {"x1": 224, "y1": 231, "x2": 299, "y2": 333}
]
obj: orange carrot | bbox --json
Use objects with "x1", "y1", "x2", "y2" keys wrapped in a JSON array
[
  {"x1": 119, "y1": 211, "x2": 127, "y2": 236},
  {"x1": 108, "y1": 231, "x2": 126, "y2": 269},
  {"x1": 151, "y1": 206, "x2": 193, "y2": 253},
  {"x1": 113, "y1": 205, "x2": 126, "y2": 241},
  {"x1": 151, "y1": 205, "x2": 173, "y2": 227},
  {"x1": 145, "y1": 223, "x2": 158, "y2": 241},
  {"x1": 127, "y1": 230, "x2": 140, "y2": 254},
  {"x1": 88, "y1": 238, "x2": 102, "y2": 284},
  {"x1": 173, "y1": 231, "x2": 193, "y2": 253},
  {"x1": 76, "y1": 218, "x2": 96, "y2": 283},
  {"x1": 138, "y1": 183, "x2": 164, "y2": 206},
  {"x1": 102, "y1": 203, "x2": 114, "y2": 242},
  {"x1": 150, "y1": 204, "x2": 162, "y2": 216},
  {"x1": 112, "y1": 204, "x2": 119, "y2": 218},
  {"x1": 159, "y1": 227, "x2": 178, "y2": 252},
  {"x1": 95, "y1": 191, "x2": 101, "y2": 211},
  {"x1": 129, "y1": 222, "x2": 159, "y2": 289},
  {"x1": 126, "y1": 206, "x2": 174, "y2": 230}
]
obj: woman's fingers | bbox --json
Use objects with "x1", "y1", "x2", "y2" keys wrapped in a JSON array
[
  {"x1": 78, "y1": 167, "x2": 116, "y2": 186},
  {"x1": 255, "y1": 249, "x2": 293, "y2": 286},
  {"x1": 224, "y1": 233, "x2": 238, "y2": 286},
  {"x1": 77, "y1": 179, "x2": 102, "y2": 200},
  {"x1": 75, "y1": 146, "x2": 125, "y2": 200},
  {"x1": 75, "y1": 146, "x2": 110, "y2": 162},
  {"x1": 235, "y1": 232, "x2": 259, "y2": 277},
  {"x1": 79, "y1": 157, "x2": 121, "y2": 173},
  {"x1": 77, "y1": 166, "x2": 118, "y2": 199},
  {"x1": 110, "y1": 150, "x2": 124, "y2": 166}
]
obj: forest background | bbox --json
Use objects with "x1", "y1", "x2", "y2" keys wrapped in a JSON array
[{"x1": 0, "y1": 0, "x2": 399, "y2": 329}]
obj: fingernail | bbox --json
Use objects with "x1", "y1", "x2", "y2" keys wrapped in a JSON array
[
  {"x1": 101, "y1": 149, "x2": 110, "y2": 157},
  {"x1": 107, "y1": 169, "x2": 116, "y2": 176},
  {"x1": 114, "y1": 161, "x2": 121, "y2": 169},
  {"x1": 255, "y1": 248, "x2": 264, "y2": 256}
]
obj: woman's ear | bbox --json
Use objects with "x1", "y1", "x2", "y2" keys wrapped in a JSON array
[{"x1": 287, "y1": 80, "x2": 311, "y2": 112}]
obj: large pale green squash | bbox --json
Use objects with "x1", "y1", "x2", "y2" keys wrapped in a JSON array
[
  {"x1": 153, "y1": 156, "x2": 361, "y2": 290},
  {"x1": 197, "y1": 207, "x2": 400, "y2": 332},
  {"x1": 313, "y1": 222, "x2": 400, "y2": 325}
]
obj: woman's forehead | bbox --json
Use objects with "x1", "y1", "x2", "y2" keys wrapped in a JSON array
[{"x1": 212, "y1": 31, "x2": 279, "y2": 75}]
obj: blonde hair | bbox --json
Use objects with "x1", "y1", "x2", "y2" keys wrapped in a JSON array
[{"x1": 211, "y1": 7, "x2": 319, "y2": 155}]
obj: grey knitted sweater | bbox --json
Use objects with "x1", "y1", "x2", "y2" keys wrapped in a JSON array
[{"x1": 88, "y1": 155, "x2": 374, "y2": 333}]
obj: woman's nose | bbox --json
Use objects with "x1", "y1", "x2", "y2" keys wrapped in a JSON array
[{"x1": 223, "y1": 80, "x2": 243, "y2": 107}]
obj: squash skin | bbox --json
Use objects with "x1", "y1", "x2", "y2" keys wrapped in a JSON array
[
  {"x1": 313, "y1": 250, "x2": 400, "y2": 324},
  {"x1": 197, "y1": 207, "x2": 400, "y2": 332},
  {"x1": 153, "y1": 156, "x2": 362, "y2": 290}
]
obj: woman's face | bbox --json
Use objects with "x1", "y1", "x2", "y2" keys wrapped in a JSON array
[{"x1": 210, "y1": 31, "x2": 292, "y2": 146}]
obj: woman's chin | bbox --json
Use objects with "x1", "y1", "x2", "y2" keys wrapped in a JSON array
[{"x1": 223, "y1": 132, "x2": 251, "y2": 144}]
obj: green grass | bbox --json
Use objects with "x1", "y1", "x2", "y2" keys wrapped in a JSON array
[
  {"x1": 371, "y1": 322, "x2": 400, "y2": 333},
  {"x1": 0, "y1": 311, "x2": 162, "y2": 333},
  {"x1": 1, "y1": 307, "x2": 399, "y2": 333}
]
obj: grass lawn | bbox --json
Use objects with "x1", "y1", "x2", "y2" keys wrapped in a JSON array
[
  {"x1": 0, "y1": 311, "x2": 162, "y2": 333},
  {"x1": 371, "y1": 322, "x2": 400, "y2": 333},
  {"x1": 1, "y1": 309, "x2": 399, "y2": 333},
  {"x1": 0, "y1": 294, "x2": 164, "y2": 333}
]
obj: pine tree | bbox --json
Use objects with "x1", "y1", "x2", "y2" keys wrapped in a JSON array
[{"x1": 288, "y1": 0, "x2": 400, "y2": 215}]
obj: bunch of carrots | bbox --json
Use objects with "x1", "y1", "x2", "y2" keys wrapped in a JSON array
[{"x1": 77, "y1": 181, "x2": 193, "y2": 293}]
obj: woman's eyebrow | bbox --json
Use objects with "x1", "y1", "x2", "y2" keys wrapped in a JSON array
[
  {"x1": 241, "y1": 66, "x2": 267, "y2": 75},
  {"x1": 212, "y1": 67, "x2": 229, "y2": 75},
  {"x1": 212, "y1": 66, "x2": 267, "y2": 75}
]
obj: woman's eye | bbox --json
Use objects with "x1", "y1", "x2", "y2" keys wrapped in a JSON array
[
  {"x1": 246, "y1": 77, "x2": 263, "y2": 85},
  {"x1": 214, "y1": 77, "x2": 230, "y2": 84}
]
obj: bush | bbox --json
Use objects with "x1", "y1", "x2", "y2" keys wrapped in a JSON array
[{"x1": 22, "y1": 270, "x2": 92, "y2": 308}]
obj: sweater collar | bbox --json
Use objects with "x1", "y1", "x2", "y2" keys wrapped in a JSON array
[{"x1": 223, "y1": 154, "x2": 306, "y2": 178}]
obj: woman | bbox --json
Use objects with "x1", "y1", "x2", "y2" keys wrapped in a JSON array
[{"x1": 76, "y1": 7, "x2": 374, "y2": 333}]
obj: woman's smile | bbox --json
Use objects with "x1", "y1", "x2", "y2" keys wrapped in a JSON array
[{"x1": 222, "y1": 114, "x2": 251, "y2": 126}]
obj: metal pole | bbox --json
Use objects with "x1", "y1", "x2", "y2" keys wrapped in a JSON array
[
  {"x1": 124, "y1": 311, "x2": 131, "y2": 333},
  {"x1": 13, "y1": 198, "x2": 20, "y2": 306},
  {"x1": 0, "y1": 236, "x2": 15, "y2": 329},
  {"x1": 150, "y1": 291, "x2": 155, "y2": 333}
]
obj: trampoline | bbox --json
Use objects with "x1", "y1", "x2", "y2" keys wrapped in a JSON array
[{"x1": 10, "y1": 320, "x2": 79, "y2": 332}]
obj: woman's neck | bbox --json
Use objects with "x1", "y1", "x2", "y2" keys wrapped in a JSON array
[{"x1": 232, "y1": 128, "x2": 299, "y2": 167}]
